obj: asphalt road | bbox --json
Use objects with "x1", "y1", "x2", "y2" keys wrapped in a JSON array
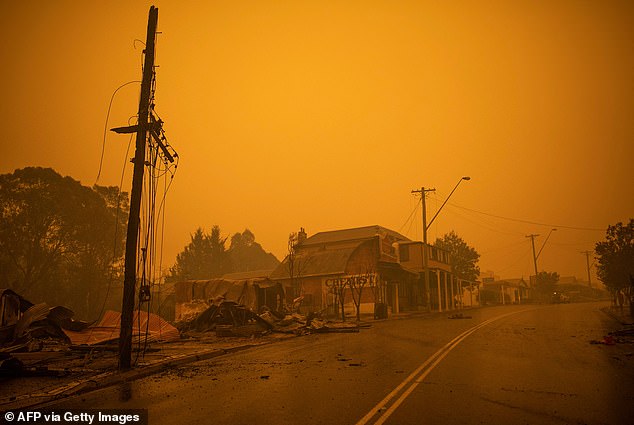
[{"x1": 49, "y1": 302, "x2": 634, "y2": 425}]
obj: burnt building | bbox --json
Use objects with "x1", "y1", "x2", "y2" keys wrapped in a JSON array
[{"x1": 270, "y1": 225, "x2": 459, "y2": 317}]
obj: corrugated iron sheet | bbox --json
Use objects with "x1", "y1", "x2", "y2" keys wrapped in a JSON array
[{"x1": 65, "y1": 310, "x2": 179, "y2": 346}]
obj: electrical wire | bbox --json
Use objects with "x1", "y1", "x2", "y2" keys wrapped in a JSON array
[
  {"x1": 442, "y1": 204, "x2": 526, "y2": 237},
  {"x1": 96, "y1": 80, "x2": 141, "y2": 184},
  {"x1": 98, "y1": 40, "x2": 179, "y2": 363},
  {"x1": 478, "y1": 239, "x2": 528, "y2": 255},
  {"x1": 447, "y1": 202, "x2": 605, "y2": 231},
  {"x1": 157, "y1": 170, "x2": 168, "y2": 339},
  {"x1": 492, "y1": 244, "x2": 533, "y2": 274},
  {"x1": 398, "y1": 202, "x2": 420, "y2": 234},
  {"x1": 132, "y1": 99, "x2": 178, "y2": 361},
  {"x1": 92, "y1": 33, "x2": 179, "y2": 365}
]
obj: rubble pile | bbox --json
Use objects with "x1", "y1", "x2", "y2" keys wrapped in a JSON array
[
  {"x1": 259, "y1": 309, "x2": 362, "y2": 335},
  {"x1": 0, "y1": 289, "x2": 90, "y2": 354},
  {"x1": 178, "y1": 301, "x2": 273, "y2": 337},
  {"x1": 178, "y1": 301, "x2": 365, "y2": 338}
]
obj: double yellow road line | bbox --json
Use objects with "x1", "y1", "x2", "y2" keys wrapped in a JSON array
[{"x1": 356, "y1": 308, "x2": 535, "y2": 425}]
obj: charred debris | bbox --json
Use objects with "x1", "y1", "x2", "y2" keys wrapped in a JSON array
[
  {"x1": 177, "y1": 300, "x2": 363, "y2": 338},
  {"x1": 1, "y1": 287, "x2": 365, "y2": 379}
]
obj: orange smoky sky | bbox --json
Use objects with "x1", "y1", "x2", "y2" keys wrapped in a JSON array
[{"x1": 1, "y1": 0, "x2": 632, "y2": 282}]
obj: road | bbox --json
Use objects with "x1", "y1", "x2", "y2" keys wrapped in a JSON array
[{"x1": 50, "y1": 302, "x2": 633, "y2": 424}]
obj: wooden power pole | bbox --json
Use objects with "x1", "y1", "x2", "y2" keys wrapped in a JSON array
[
  {"x1": 411, "y1": 187, "x2": 435, "y2": 312},
  {"x1": 119, "y1": 6, "x2": 159, "y2": 370},
  {"x1": 582, "y1": 250, "x2": 593, "y2": 287},
  {"x1": 526, "y1": 234, "x2": 539, "y2": 285}
]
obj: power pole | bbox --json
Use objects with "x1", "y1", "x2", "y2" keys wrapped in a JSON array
[
  {"x1": 526, "y1": 234, "x2": 539, "y2": 285},
  {"x1": 119, "y1": 6, "x2": 159, "y2": 370},
  {"x1": 412, "y1": 187, "x2": 435, "y2": 312},
  {"x1": 582, "y1": 250, "x2": 593, "y2": 287}
]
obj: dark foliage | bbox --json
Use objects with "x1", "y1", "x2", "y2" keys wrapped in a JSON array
[
  {"x1": 167, "y1": 227, "x2": 278, "y2": 282},
  {"x1": 434, "y1": 231, "x2": 480, "y2": 282},
  {"x1": 167, "y1": 226, "x2": 232, "y2": 281},
  {"x1": 595, "y1": 219, "x2": 634, "y2": 292},
  {"x1": 0, "y1": 167, "x2": 127, "y2": 319},
  {"x1": 534, "y1": 270, "x2": 560, "y2": 296},
  {"x1": 229, "y1": 229, "x2": 279, "y2": 272}
]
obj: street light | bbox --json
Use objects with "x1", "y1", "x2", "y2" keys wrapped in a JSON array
[
  {"x1": 536, "y1": 228, "x2": 557, "y2": 262},
  {"x1": 526, "y1": 228, "x2": 557, "y2": 287},
  {"x1": 412, "y1": 176, "x2": 471, "y2": 313},
  {"x1": 427, "y1": 176, "x2": 471, "y2": 230}
]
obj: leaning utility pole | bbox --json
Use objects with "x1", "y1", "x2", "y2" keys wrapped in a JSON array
[
  {"x1": 119, "y1": 6, "x2": 159, "y2": 370},
  {"x1": 412, "y1": 187, "x2": 435, "y2": 312},
  {"x1": 581, "y1": 250, "x2": 593, "y2": 287},
  {"x1": 526, "y1": 234, "x2": 539, "y2": 285}
]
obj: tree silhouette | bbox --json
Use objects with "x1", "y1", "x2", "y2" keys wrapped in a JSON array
[
  {"x1": 0, "y1": 167, "x2": 127, "y2": 319},
  {"x1": 167, "y1": 226, "x2": 233, "y2": 281},
  {"x1": 229, "y1": 229, "x2": 279, "y2": 272},
  {"x1": 434, "y1": 231, "x2": 480, "y2": 282},
  {"x1": 596, "y1": 219, "x2": 634, "y2": 292}
]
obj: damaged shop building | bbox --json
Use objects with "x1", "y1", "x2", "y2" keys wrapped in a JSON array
[
  {"x1": 173, "y1": 270, "x2": 285, "y2": 321},
  {"x1": 269, "y1": 225, "x2": 468, "y2": 316},
  {"x1": 269, "y1": 226, "x2": 419, "y2": 317}
]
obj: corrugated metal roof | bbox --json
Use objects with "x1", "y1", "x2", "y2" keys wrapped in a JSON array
[
  {"x1": 269, "y1": 246, "x2": 359, "y2": 279},
  {"x1": 65, "y1": 310, "x2": 180, "y2": 345},
  {"x1": 301, "y1": 225, "x2": 410, "y2": 246},
  {"x1": 221, "y1": 270, "x2": 274, "y2": 280}
]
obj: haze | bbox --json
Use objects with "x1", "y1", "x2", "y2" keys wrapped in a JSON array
[{"x1": 1, "y1": 0, "x2": 632, "y2": 282}]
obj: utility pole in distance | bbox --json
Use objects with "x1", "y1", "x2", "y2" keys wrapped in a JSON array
[
  {"x1": 581, "y1": 250, "x2": 593, "y2": 287},
  {"x1": 526, "y1": 234, "x2": 539, "y2": 286},
  {"x1": 412, "y1": 187, "x2": 435, "y2": 312},
  {"x1": 118, "y1": 6, "x2": 159, "y2": 370}
]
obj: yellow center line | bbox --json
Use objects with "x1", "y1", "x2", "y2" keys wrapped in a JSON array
[{"x1": 356, "y1": 308, "x2": 536, "y2": 425}]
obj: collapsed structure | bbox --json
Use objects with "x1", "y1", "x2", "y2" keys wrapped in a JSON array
[{"x1": 0, "y1": 288, "x2": 179, "y2": 355}]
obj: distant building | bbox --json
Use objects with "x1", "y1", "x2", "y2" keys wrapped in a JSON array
[
  {"x1": 555, "y1": 276, "x2": 605, "y2": 301},
  {"x1": 270, "y1": 225, "x2": 462, "y2": 316},
  {"x1": 481, "y1": 278, "x2": 530, "y2": 305}
]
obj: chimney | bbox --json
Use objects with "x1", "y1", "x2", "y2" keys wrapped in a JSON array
[{"x1": 298, "y1": 227, "x2": 307, "y2": 245}]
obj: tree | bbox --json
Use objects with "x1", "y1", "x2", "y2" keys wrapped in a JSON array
[
  {"x1": 595, "y1": 219, "x2": 634, "y2": 292},
  {"x1": 167, "y1": 226, "x2": 233, "y2": 282},
  {"x1": 0, "y1": 167, "x2": 127, "y2": 319},
  {"x1": 349, "y1": 273, "x2": 374, "y2": 322},
  {"x1": 348, "y1": 240, "x2": 378, "y2": 321},
  {"x1": 434, "y1": 231, "x2": 480, "y2": 282},
  {"x1": 229, "y1": 229, "x2": 279, "y2": 272},
  {"x1": 535, "y1": 271, "x2": 560, "y2": 298},
  {"x1": 286, "y1": 232, "x2": 306, "y2": 298},
  {"x1": 325, "y1": 278, "x2": 348, "y2": 321}
]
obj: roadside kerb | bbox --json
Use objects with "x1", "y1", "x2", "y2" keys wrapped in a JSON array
[
  {"x1": 2, "y1": 307, "x2": 482, "y2": 411},
  {"x1": 600, "y1": 306, "x2": 634, "y2": 326},
  {"x1": 2, "y1": 342, "x2": 267, "y2": 411}
]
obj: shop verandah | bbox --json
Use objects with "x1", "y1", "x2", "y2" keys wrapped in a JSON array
[{"x1": 396, "y1": 241, "x2": 473, "y2": 313}]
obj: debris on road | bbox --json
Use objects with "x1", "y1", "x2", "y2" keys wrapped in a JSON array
[
  {"x1": 179, "y1": 301, "x2": 273, "y2": 337},
  {"x1": 268, "y1": 314, "x2": 362, "y2": 334},
  {"x1": 609, "y1": 327, "x2": 634, "y2": 337},
  {"x1": 178, "y1": 300, "x2": 365, "y2": 338},
  {"x1": 590, "y1": 336, "x2": 616, "y2": 345},
  {"x1": 448, "y1": 313, "x2": 472, "y2": 319},
  {"x1": 590, "y1": 327, "x2": 634, "y2": 345}
]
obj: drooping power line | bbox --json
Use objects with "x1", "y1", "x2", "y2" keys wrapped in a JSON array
[{"x1": 447, "y1": 202, "x2": 605, "y2": 232}]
